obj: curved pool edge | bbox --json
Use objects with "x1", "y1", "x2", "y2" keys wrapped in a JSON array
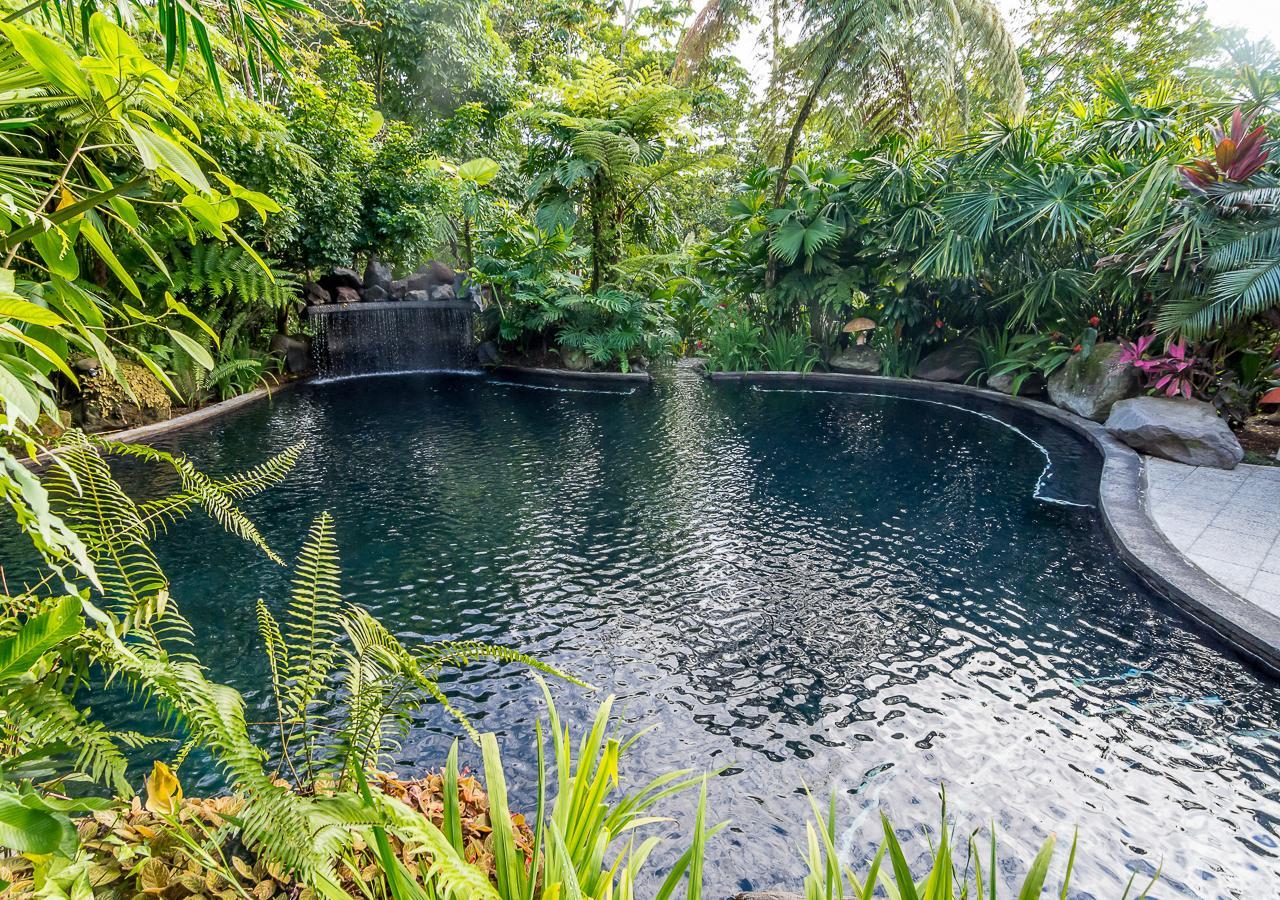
[
  {"x1": 707, "y1": 370, "x2": 1280, "y2": 673},
  {"x1": 23, "y1": 379, "x2": 306, "y2": 473},
  {"x1": 105, "y1": 379, "x2": 305, "y2": 444},
  {"x1": 486, "y1": 364, "x2": 654, "y2": 390}
]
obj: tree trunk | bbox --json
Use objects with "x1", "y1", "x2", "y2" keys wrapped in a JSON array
[
  {"x1": 807, "y1": 295, "x2": 823, "y2": 348},
  {"x1": 589, "y1": 175, "x2": 605, "y2": 294}
]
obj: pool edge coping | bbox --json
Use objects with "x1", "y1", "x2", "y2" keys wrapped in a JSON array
[
  {"x1": 707, "y1": 370, "x2": 1280, "y2": 673},
  {"x1": 71, "y1": 379, "x2": 305, "y2": 450},
  {"x1": 486, "y1": 364, "x2": 654, "y2": 388}
]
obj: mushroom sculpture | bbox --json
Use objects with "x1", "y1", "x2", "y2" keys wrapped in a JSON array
[{"x1": 843, "y1": 317, "x2": 877, "y2": 345}]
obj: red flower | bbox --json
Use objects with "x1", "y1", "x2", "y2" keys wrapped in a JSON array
[
  {"x1": 1073, "y1": 344, "x2": 1083, "y2": 353},
  {"x1": 695, "y1": 340, "x2": 704, "y2": 349},
  {"x1": 934, "y1": 319, "x2": 944, "y2": 329},
  {"x1": 1089, "y1": 315, "x2": 1100, "y2": 327}
]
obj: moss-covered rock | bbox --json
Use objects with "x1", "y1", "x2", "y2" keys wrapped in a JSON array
[
  {"x1": 1047, "y1": 342, "x2": 1139, "y2": 422},
  {"x1": 73, "y1": 359, "x2": 172, "y2": 431}
]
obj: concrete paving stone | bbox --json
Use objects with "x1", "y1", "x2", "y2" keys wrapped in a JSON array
[
  {"x1": 1241, "y1": 464, "x2": 1280, "y2": 484},
  {"x1": 1159, "y1": 529, "x2": 1205, "y2": 553},
  {"x1": 1144, "y1": 458, "x2": 1280, "y2": 625},
  {"x1": 1188, "y1": 528, "x2": 1275, "y2": 567},
  {"x1": 1248, "y1": 569, "x2": 1280, "y2": 599},
  {"x1": 1218, "y1": 489, "x2": 1280, "y2": 509},
  {"x1": 1205, "y1": 508, "x2": 1280, "y2": 540},
  {"x1": 1189, "y1": 554, "x2": 1257, "y2": 594},
  {"x1": 1263, "y1": 546, "x2": 1280, "y2": 576},
  {"x1": 1246, "y1": 587, "x2": 1280, "y2": 617},
  {"x1": 1172, "y1": 486, "x2": 1244, "y2": 506},
  {"x1": 1184, "y1": 468, "x2": 1250, "y2": 488},
  {"x1": 1146, "y1": 460, "x2": 1193, "y2": 488}
]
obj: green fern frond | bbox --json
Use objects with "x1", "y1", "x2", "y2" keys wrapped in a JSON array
[
  {"x1": 282, "y1": 513, "x2": 343, "y2": 713},
  {"x1": 45, "y1": 433, "x2": 169, "y2": 622},
  {"x1": 85, "y1": 629, "x2": 330, "y2": 878},
  {"x1": 421, "y1": 639, "x2": 591, "y2": 689},
  {"x1": 136, "y1": 442, "x2": 303, "y2": 535}
]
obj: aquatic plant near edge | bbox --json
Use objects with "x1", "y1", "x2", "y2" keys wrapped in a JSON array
[
  {"x1": 359, "y1": 679, "x2": 722, "y2": 900},
  {"x1": 798, "y1": 788, "x2": 1160, "y2": 900}
]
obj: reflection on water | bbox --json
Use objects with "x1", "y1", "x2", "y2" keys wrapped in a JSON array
[{"x1": 18, "y1": 371, "x2": 1277, "y2": 898}]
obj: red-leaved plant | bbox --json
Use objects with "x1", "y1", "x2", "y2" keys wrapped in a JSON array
[
  {"x1": 1179, "y1": 108, "x2": 1272, "y2": 190},
  {"x1": 1118, "y1": 335, "x2": 1202, "y2": 399}
]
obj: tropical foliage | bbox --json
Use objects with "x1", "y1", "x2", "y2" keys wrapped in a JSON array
[{"x1": 0, "y1": 0, "x2": 1278, "y2": 895}]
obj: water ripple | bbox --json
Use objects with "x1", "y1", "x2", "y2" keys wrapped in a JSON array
[{"x1": 49, "y1": 370, "x2": 1280, "y2": 898}]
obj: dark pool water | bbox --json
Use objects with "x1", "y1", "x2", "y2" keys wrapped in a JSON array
[{"x1": 19, "y1": 372, "x2": 1280, "y2": 897}]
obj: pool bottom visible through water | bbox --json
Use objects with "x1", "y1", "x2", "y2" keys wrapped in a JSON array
[{"x1": 44, "y1": 372, "x2": 1280, "y2": 898}]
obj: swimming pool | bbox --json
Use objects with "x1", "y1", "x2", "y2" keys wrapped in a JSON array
[{"x1": 83, "y1": 371, "x2": 1280, "y2": 897}]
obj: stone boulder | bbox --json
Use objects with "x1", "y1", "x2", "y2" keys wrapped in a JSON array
[
  {"x1": 363, "y1": 255, "x2": 392, "y2": 291},
  {"x1": 428, "y1": 260, "x2": 455, "y2": 283},
  {"x1": 828, "y1": 344, "x2": 881, "y2": 375},
  {"x1": 476, "y1": 341, "x2": 499, "y2": 366},
  {"x1": 1106, "y1": 396, "x2": 1244, "y2": 469},
  {"x1": 405, "y1": 271, "x2": 434, "y2": 293},
  {"x1": 75, "y1": 359, "x2": 171, "y2": 430},
  {"x1": 303, "y1": 280, "x2": 330, "y2": 306},
  {"x1": 1047, "y1": 342, "x2": 1139, "y2": 422},
  {"x1": 333, "y1": 285, "x2": 361, "y2": 304},
  {"x1": 560, "y1": 348, "x2": 594, "y2": 371},
  {"x1": 915, "y1": 341, "x2": 982, "y2": 383},
  {"x1": 269, "y1": 333, "x2": 311, "y2": 374},
  {"x1": 404, "y1": 290, "x2": 431, "y2": 303},
  {"x1": 389, "y1": 278, "x2": 409, "y2": 300},
  {"x1": 362, "y1": 285, "x2": 389, "y2": 302},
  {"x1": 429, "y1": 283, "x2": 456, "y2": 302},
  {"x1": 320, "y1": 267, "x2": 362, "y2": 293},
  {"x1": 986, "y1": 370, "x2": 1046, "y2": 397}
]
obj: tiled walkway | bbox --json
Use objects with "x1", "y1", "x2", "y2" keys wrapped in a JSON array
[{"x1": 1145, "y1": 458, "x2": 1280, "y2": 615}]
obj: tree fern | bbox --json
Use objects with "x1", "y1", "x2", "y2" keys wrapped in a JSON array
[{"x1": 168, "y1": 239, "x2": 298, "y2": 311}]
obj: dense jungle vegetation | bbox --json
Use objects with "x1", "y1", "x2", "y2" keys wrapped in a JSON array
[{"x1": 0, "y1": 0, "x2": 1277, "y2": 896}]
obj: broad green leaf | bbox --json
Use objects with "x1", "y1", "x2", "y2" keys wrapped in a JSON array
[
  {"x1": 134, "y1": 350, "x2": 180, "y2": 397},
  {"x1": 165, "y1": 293, "x2": 219, "y2": 347},
  {"x1": 164, "y1": 328, "x2": 214, "y2": 371},
  {"x1": 0, "y1": 297, "x2": 68, "y2": 328},
  {"x1": 31, "y1": 227, "x2": 79, "y2": 280},
  {"x1": 0, "y1": 323, "x2": 77, "y2": 382},
  {"x1": 79, "y1": 221, "x2": 140, "y2": 299},
  {"x1": 458, "y1": 157, "x2": 500, "y2": 186},
  {"x1": 0, "y1": 595, "x2": 82, "y2": 681},
  {"x1": 181, "y1": 194, "x2": 238, "y2": 237},
  {"x1": 0, "y1": 356, "x2": 41, "y2": 425},
  {"x1": 124, "y1": 124, "x2": 210, "y2": 193},
  {"x1": 0, "y1": 792, "x2": 73, "y2": 855},
  {"x1": 0, "y1": 23, "x2": 90, "y2": 99},
  {"x1": 1016, "y1": 835, "x2": 1057, "y2": 900}
]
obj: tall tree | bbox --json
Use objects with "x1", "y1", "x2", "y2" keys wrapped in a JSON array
[
  {"x1": 1018, "y1": 0, "x2": 1221, "y2": 107},
  {"x1": 677, "y1": 0, "x2": 1024, "y2": 332}
]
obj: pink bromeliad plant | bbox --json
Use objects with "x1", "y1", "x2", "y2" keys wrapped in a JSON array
[
  {"x1": 1118, "y1": 335, "x2": 1201, "y2": 398},
  {"x1": 1179, "y1": 108, "x2": 1272, "y2": 189}
]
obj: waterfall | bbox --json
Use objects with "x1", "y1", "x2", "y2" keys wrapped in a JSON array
[{"x1": 307, "y1": 299, "x2": 477, "y2": 379}]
